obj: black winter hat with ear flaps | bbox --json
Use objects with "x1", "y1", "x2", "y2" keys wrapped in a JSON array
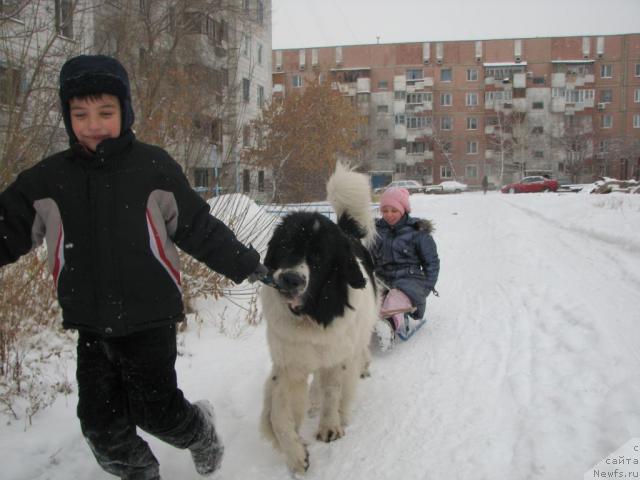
[{"x1": 59, "y1": 54, "x2": 135, "y2": 144}]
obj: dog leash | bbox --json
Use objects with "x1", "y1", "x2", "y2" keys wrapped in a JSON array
[{"x1": 258, "y1": 270, "x2": 286, "y2": 293}]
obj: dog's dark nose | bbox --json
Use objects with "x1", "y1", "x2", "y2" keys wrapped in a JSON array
[{"x1": 277, "y1": 271, "x2": 305, "y2": 292}]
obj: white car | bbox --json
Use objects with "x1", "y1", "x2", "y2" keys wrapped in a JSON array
[
  {"x1": 425, "y1": 180, "x2": 468, "y2": 194},
  {"x1": 373, "y1": 180, "x2": 425, "y2": 195}
]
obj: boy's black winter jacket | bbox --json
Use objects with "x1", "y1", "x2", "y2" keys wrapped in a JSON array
[{"x1": 0, "y1": 132, "x2": 260, "y2": 337}]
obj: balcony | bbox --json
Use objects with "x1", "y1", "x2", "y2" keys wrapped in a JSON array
[
  {"x1": 394, "y1": 124, "x2": 407, "y2": 139},
  {"x1": 552, "y1": 73, "x2": 566, "y2": 88},
  {"x1": 551, "y1": 97, "x2": 565, "y2": 113},
  {"x1": 394, "y1": 147, "x2": 407, "y2": 161},
  {"x1": 513, "y1": 73, "x2": 526, "y2": 89},
  {"x1": 356, "y1": 77, "x2": 371, "y2": 93},
  {"x1": 513, "y1": 98, "x2": 527, "y2": 112},
  {"x1": 393, "y1": 100, "x2": 406, "y2": 114},
  {"x1": 394, "y1": 75, "x2": 407, "y2": 91}
]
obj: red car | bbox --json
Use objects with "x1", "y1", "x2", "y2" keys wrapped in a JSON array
[{"x1": 501, "y1": 176, "x2": 559, "y2": 194}]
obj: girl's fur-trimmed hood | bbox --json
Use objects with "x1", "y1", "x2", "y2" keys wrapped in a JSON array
[{"x1": 376, "y1": 216, "x2": 435, "y2": 234}]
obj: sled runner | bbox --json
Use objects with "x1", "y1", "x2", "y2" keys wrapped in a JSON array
[{"x1": 374, "y1": 292, "x2": 428, "y2": 352}]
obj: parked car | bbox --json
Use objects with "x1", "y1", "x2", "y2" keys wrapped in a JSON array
[
  {"x1": 373, "y1": 180, "x2": 426, "y2": 195},
  {"x1": 501, "y1": 176, "x2": 559, "y2": 194},
  {"x1": 425, "y1": 180, "x2": 468, "y2": 194}
]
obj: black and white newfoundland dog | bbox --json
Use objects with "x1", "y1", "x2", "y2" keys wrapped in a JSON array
[{"x1": 259, "y1": 163, "x2": 378, "y2": 474}]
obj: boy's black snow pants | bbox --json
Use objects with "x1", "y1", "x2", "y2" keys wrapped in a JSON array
[{"x1": 76, "y1": 324, "x2": 202, "y2": 480}]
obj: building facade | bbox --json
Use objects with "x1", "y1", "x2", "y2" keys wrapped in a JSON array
[{"x1": 273, "y1": 34, "x2": 640, "y2": 188}]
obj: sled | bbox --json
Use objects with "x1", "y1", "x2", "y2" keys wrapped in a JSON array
[{"x1": 380, "y1": 306, "x2": 427, "y2": 341}]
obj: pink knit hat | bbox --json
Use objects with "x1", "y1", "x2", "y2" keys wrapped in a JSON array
[{"x1": 380, "y1": 187, "x2": 411, "y2": 214}]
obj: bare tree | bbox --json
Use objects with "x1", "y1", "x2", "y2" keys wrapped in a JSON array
[
  {"x1": 429, "y1": 115, "x2": 458, "y2": 180},
  {"x1": 485, "y1": 109, "x2": 532, "y2": 184},
  {"x1": 551, "y1": 116, "x2": 594, "y2": 182}
]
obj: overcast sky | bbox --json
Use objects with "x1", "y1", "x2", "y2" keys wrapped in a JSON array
[{"x1": 271, "y1": 0, "x2": 640, "y2": 49}]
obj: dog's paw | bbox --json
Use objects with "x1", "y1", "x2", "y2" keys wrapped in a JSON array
[
  {"x1": 316, "y1": 425, "x2": 345, "y2": 443},
  {"x1": 286, "y1": 442, "x2": 309, "y2": 475}
]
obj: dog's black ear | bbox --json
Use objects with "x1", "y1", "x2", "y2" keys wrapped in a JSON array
[{"x1": 345, "y1": 254, "x2": 366, "y2": 289}]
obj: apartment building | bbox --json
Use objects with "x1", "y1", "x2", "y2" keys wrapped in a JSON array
[
  {"x1": 273, "y1": 34, "x2": 640, "y2": 187},
  {"x1": 0, "y1": 0, "x2": 271, "y2": 199}
]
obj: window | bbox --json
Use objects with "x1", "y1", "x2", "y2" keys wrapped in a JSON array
[
  {"x1": 210, "y1": 118, "x2": 222, "y2": 144},
  {"x1": 634, "y1": 89, "x2": 640, "y2": 103},
  {"x1": 55, "y1": 0, "x2": 74, "y2": 38},
  {"x1": 532, "y1": 126, "x2": 544, "y2": 134},
  {"x1": 292, "y1": 75, "x2": 303, "y2": 88},
  {"x1": 465, "y1": 165, "x2": 478, "y2": 178},
  {"x1": 257, "y1": 43, "x2": 263, "y2": 65},
  {"x1": 257, "y1": 85, "x2": 264, "y2": 107},
  {"x1": 394, "y1": 91, "x2": 406, "y2": 100},
  {"x1": 242, "y1": 78, "x2": 250, "y2": 102},
  {"x1": 407, "y1": 142, "x2": 426, "y2": 154},
  {"x1": 533, "y1": 77, "x2": 546, "y2": 85},
  {"x1": 636, "y1": 64, "x2": 640, "y2": 77},
  {"x1": 532, "y1": 101, "x2": 544, "y2": 110},
  {"x1": 465, "y1": 92, "x2": 478, "y2": 107},
  {"x1": 377, "y1": 128, "x2": 388, "y2": 138},
  {"x1": 555, "y1": 88, "x2": 594, "y2": 104},
  {"x1": 485, "y1": 90, "x2": 513, "y2": 103},
  {"x1": 194, "y1": 168, "x2": 210, "y2": 188},
  {"x1": 600, "y1": 89, "x2": 613, "y2": 103},
  {"x1": 440, "y1": 93, "x2": 452, "y2": 107},
  {"x1": 377, "y1": 105, "x2": 389, "y2": 113},
  {"x1": 378, "y1": 80, "x2": 388, "y2": 89},
  {"x1": 0, "y1": 64, "x2": 22, "y2": 105},
  {"x1": 440, "y1": 116, "x2": 452, "y2": 130},
  {"x1": 394, "y1": 114, "x2": 405, "y2": 125},
  {"x1": 257, "y1": 0, "x2": 264, "y2": 24},
  {"x1": 466, "y1": 117, "x2": 478, "y2": 130},
  {"x1": 258, "y1": 171, "x2": 265, "y2": 192},
  {"x1": 377, "y1": 151, "x2": 389, "y2": 159},
  {"x1": 633, "y1": 114, "x2": 640, "y2": 128},
  {"x1": 406, "y1": 69, "x2": 423, "y2": 80},
  {"x1": 601, "y1": 115, "x2": 612, "y2": 128},
  {"x1": 599, "y1": 140, "x2": 609, "y2": 152},
  {"x1": 138, "y1": 0, "x2": 150, "y2": 16},
  {"x1": 243, "y1": 169, "x2": 250, "y2": 193},
  {"x1": 466, "y1": 69, "x2": 478, "y2": 81},
  {"x1": 440, "y1": 68, "x2": 452, "y2": 82},
  {"x1": 407, "y1": 116, "x2": 431, "y2": 129},
  {"x1": 242, "y1": 125, "x2": 251, "y2": 146},
  {"x1": 466, "y1": 141, "x2": 478, "y2": 154},
  {"x1": 440, "y1": 165, "x2": 453, "y2": 178},
  {"x1": 242, "y1": 33, "x2": 250, "y2": 56},
  {"x1": 484, "y1": 66, "x2": 525, "y2": 81},
  {"x1": 407, "y1": 92, "x2": 428, "y2": 104},
  {"x1": 600, "y1": 64, "x2": 613, "y2": 78},
  {"x1": 533, "y1": 151, "x2": 544, "y2": 159},
  {"x1": 0, "y1": 0, "x2": 21, "y2": 17}
]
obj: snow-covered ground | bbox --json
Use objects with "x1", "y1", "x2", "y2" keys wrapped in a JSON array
[{"x1": 2, "y1": 191, "x2": 640, "y2": 480}]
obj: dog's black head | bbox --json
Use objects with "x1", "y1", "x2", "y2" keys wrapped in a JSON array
[{"x1": 264, "y1": 212, "x2": 369, "y2": 327}]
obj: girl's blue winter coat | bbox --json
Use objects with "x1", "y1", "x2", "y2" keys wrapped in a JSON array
[{"x1": 371, "y1": 215, "x2": 440, "y2": 319}]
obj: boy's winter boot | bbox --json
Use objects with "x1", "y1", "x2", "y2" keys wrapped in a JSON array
[
  {"x1": 373, "y1": 318, "x2": 395, "y2": 352},
  {"x1": 189, "y1": 400, "x2": 224, "y2": 476}
]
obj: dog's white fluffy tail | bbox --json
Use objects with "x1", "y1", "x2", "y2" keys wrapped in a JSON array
[{"x1": 327, "y1": 162, "x2": 375, "y2": 248}]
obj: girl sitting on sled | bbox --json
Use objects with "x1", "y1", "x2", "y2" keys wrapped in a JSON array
[{"x1": 371, "y1": 187, "x2": 440, "y2": 349}]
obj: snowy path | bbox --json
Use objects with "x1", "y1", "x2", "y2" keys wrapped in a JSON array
[{"x1": 2, "y1": 192, "x2": 640, "y2": 480}]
